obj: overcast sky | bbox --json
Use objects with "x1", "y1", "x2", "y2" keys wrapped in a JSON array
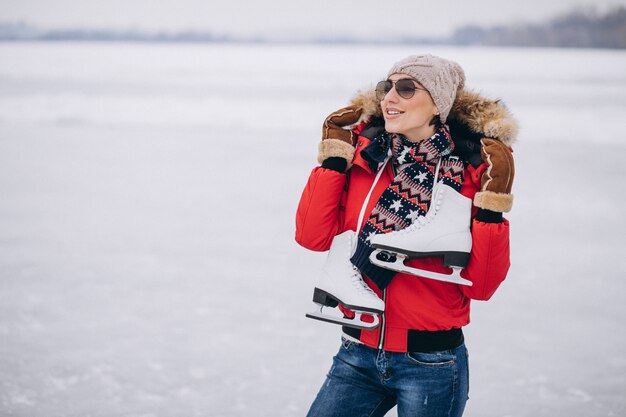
[{"x1": 2, "y1": 0, "x2": 626, "y2": 38}]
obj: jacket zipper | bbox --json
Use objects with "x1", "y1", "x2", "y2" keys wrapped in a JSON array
[{"x1": 378, "y1": 288, "x2": 386, "y2": 350}]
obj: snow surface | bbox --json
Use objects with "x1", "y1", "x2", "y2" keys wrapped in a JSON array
[{"x1": 0, "y1": 42, "x2": 625, "y2": 417}]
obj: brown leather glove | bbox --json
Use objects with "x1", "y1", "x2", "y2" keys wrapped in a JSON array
[
  {"x1": 317, "y1": 105, "x2": 363, "y2": 170},
  {"x1": 473, "y1": 138, "x2": 515, "y2": 213}
]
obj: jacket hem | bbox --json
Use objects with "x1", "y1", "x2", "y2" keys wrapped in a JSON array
[{"x1": 342, "y1": 326, "x2": 464, "y2": 353}]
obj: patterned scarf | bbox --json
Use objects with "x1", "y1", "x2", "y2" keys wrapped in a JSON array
[{"x1": 350, "y1": 125, "x2": 466, "y2": 290}]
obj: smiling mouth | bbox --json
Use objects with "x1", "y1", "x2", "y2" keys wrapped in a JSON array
[{"x1": 385, "y1": 109, "x2": 404, "y2": 118}]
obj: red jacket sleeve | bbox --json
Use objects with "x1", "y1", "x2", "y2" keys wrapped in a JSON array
[
  {"x1": 295, "y1": 166, "x2": 346, "y2": 251},
  {"x1": 460, "y1": 218, "x2": 511, "y2": 300}
]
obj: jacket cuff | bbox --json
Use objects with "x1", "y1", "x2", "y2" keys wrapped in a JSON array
[
  {"x1": 321, "y1": 157, "x2": 348, "y2": 173},
  {"x1": 475, "y1": 208, "x2": 503, "y2": 223},
  {"x1": 317, "y1": 139, "x2": 355, "y2": 169}
]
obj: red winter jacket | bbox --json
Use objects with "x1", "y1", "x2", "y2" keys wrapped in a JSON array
[{"x1": 295, "y1": 90, "x2": 515, "y2": 353}]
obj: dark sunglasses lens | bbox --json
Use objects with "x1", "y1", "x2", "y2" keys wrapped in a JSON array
[
  {"x1": 395, "y1": 79, "x2": 417, "y2": 99},
  {"x1": 375, "y1": 81, "x2": 392, "y2": 99}
]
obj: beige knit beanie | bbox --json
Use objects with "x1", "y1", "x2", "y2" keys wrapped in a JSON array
[{"x1": 387, "y1": 54, "x2": 465, "y2": 123}]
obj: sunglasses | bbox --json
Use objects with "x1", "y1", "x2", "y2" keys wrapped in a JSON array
[{"x1": 375, "y1": 79, "x2": 427, "y2": 101}]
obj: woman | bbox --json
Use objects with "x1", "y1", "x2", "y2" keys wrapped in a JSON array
[{"x1": 296, "y1": 54, "x2": 517, "y2": 417}]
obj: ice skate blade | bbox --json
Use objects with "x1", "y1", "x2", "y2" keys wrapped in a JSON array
[
  {"x1": 312, "y1": 288, "x2": 384, "y2": 314},
  {"x1": 369, "y1": 250, "x2": 473, "y2": 286},
  {"x1": 370, "y1": 244, "x2": 470, "y2": 268},
  {"x1": 306, "y1": 306, "x2": 381, "y2": 330}
]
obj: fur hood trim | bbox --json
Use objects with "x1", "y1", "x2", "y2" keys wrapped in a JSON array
[{"x1": 350, "y1": 87, "x2": 518, "y2": 146}]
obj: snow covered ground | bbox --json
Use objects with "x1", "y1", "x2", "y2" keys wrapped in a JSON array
[{"x1": 0, "y1": 42, "x2": 625, "y2": 416}]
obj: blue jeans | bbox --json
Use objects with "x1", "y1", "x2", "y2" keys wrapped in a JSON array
[{"x1": 306, "y1": 338, "x2": 469, "y2": 417}]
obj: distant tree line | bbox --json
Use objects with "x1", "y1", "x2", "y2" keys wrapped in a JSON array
[
  {"x1": 0, "y1": 22, "x2": 234, "y2": 43},
  {"x1": 449, "y1": 6, "x2": 626, "y2": 49},
  {"x1": 1, "y1": 6, "x2": 625, "y2": 48}
]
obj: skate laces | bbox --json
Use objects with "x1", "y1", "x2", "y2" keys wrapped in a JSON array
[
  {"x1": 348, "y1": 263, "x2": 377, "y2": 296},
  {"x1": 394, "y1": 185, "x2": 445, "y2": 235},
  {"x1": 344, "y1": 235, "x2": 375, "y2": 296}
]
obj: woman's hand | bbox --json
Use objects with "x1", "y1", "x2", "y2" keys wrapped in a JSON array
[
  {"x1": 474, "y1": 138, "x2": 515, "y2": 213},
  {"x1": 317, "y1": 105, "x2": 363, "y2": 171}
]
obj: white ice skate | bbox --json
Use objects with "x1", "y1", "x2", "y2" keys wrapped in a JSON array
[
  {"x1": 306, "y1": 230, "x2": 385, "y2": 330},
  {"x1": 368, "y1": 181, "x2": 474, "y2": 286}
]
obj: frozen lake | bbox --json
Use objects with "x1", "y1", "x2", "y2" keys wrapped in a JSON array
[{"x1": 1, "y1": 42, "x2": 625, "y2": 416}]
